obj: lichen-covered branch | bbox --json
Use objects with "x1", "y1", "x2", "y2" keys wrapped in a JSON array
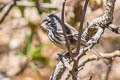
[
  {"x1": 50, "y1": 61, "x2": 66, "y2": 80},
  {"x1": 82, "y1": 0, "x2": 116, "y2": 42},
  {"x1": 50, "y1": 52, "x2": 72, "y2": 80},
  {"x1": 50, "y1": 0, "x2": 117, "y2": 80}
]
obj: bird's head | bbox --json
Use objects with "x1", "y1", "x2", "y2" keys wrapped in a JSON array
[{"x1": 38, "y1": 14, "x2": 62, "y2": 31}]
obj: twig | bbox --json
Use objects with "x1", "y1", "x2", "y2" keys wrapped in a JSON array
[
  {"x1": 61, "y1": 0, "x2": 72, "y2": 57},
  {"x1": 50, "y1": 0, "x2": 116, "y2": 80},
  {"x1": 76, "y1": 0, "x2": 89, "y2": 56},
  {"x1": 50, "y1": 61, "x2": 68, "y2": 80},
  {"x1": 89, "y1": 75, "x2": 92, "y2": 80},
  {"x1": 62, "y1": 73, "x2": 70, "y2": 80},
  {"x1": 36, "y1": 0, "x2": 43, "y2": 14},
  {"x1": 16, "y1": 1, "x2": 57, "y2": 8},
  {"x1": 105, "y1": 59, "x2": 113, "y2": 80},
  {"x1": 0, "y1": 0, "x2": 16, "y2": 24},
  {"x1": 65, "y1": 74, "x2": 70, "y2": 80},
  {"x1": 50, "y1": 52, "x2": 72, "y2": 80},
  {"x1": 58, "y1": 54, "x2": 72, "y2": 71},
  {"x1": 78, "y1": 50, "x2": 120, "y2": 68},
  {"x1": 16, "y1": 1, "x2": 35, "y2": 7},
  {"x1": 90, "y1": 48, "x2": 110, "y2": 66},
  {"x1": 74, "y1": 44, "x2": 93, "y2": 60},
  {"x1": 71, "y1": 0, "x2": 89, "y2": 79},
  {"x1": 108, "y1": 24, "x2": 120, "y2": 34},
  {"x1": 0, "y1": 3, "x2": 9, "y2": 12}
]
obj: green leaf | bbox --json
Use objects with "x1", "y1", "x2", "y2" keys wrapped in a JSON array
[
  {"x1": 23, "y1": 33, "x2": 33, "y2": 55},
  {"x1": 31, "y1": 43, "x2": 52, "y2": 55},
  {"x1": 32, "y1": 53, "x2": 55, "y2": 67},
  {"x1": 30, "y1": 43, "x2": 55, "y2": 66},
  {"x1": 32, "y1": 54, "x2": 49, "y2": 64},
  {"x1": 32, "y1": 45, "x2": 45, "y2": 55}
]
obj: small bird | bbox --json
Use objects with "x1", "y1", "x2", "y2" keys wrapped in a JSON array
[
  {"x1": 38, "y1": 14, "x2": 109, "y2": 65},
  {"x1": 38, "y1": 14, "x2": 85, "y2": 50}
]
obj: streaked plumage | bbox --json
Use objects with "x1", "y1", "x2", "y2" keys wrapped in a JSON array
[
  {"x1": 38, "y1": 14, "x2": 109, "y2": 65},
  {"x1": 39, "y1": 14, "x2": 82, "y2": 50}
]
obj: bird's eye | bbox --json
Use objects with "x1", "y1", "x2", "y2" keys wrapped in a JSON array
[{"x1": 48, "y1": 20, "x2": 51, "y2": 23}]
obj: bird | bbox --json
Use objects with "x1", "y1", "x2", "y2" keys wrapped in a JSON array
[
  {"x1": 38, "y1": 14, "x2": 85, "y2": 50},
  {"x1": 38, "y1": 14, "x2": 109, "y2": 65}
]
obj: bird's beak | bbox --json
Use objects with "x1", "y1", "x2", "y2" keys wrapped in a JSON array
[{"x1": 38, "y1": 23, "x2": 47, "y2": 28}]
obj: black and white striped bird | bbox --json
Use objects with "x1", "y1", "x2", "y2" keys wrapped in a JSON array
[
  {"x1": 39, "y1": 14, "x2": 85, "y2": 50},
  {"x1": 38, "y1": 14, "x2": 109, "y2": 65}
]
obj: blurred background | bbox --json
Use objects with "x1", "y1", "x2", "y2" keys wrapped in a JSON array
[{"x1": 0, "y1": 0, "x2": 120, "y2": 80}]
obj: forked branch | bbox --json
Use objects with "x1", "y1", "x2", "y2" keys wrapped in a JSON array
[{"x1": 50, "y1": 0, "x2": 117, "y2": 80}]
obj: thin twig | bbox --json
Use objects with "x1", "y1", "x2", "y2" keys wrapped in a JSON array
[
  {"x1": 71, "y1": 0, "x2": 89, "y2": 79},
  {"x1": 16, "y1": 1, "x2": 57, "y2": 8},
  {"x1": 36, "y1": 0, "x2": 43, "y2": 14},
  {"x1": 76, "y1": 0, "x2": 89, "y2": 56},
  {"x1": 105, "y1": 59, "x2": 113, "y2": 80},
  {"x1": 58, "y1": 54, "x2": 72, "y2": 71},
  {"x1": 0, "y1": 0, "x2": 16, "y2": 24},
  {"x1": 0, "y1": 3, "x2": 8, "y2": 12},
  {"x1": 108, "y1": 24, "x2": 120, "y2": 34},
  {"x1": 16, "y1": 1, "x2": 35, "y2": 7},
  {"x1": 61, "y1": 0, "x2": 72, "y2": 56},
  {"x1": 78, "y1": 50, "x2": 120, "y2": 68},
  {"x1": 89, "y1": 75, "x2": 92, "y2": 80},
  {"x1": 49, "y1": 0, "x2": 116, "y2": 79}
]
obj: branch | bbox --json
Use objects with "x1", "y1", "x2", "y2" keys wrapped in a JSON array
[
  {"x1": 105, "y1": 59, "x2": 113, "y2": 80},
  {"x1": 50, "y1": 52, "x2": 72, "y2": 80},
  {"x1": 0, "y1": 0, "x2": 16, "y2": 24},
  {"x1": 0, "y1": 1, "x2": 58, "y2": 24},
  {"x1": 108, "y1": 24, "x2": 120, "y2": 34},
  {"x1": 50, "y1": 0, "x2": 116, "y2": 80},
  {"x1": 61, "y1": 0, "x2": 73, "y2": 57},
  {"x1": 50, "y1": 61, "x2": 66, "y2": 80},
  {"x1": 78, "y1": 0, "x2": 116, "y2": 65},
  {"x1": 76, "y1": 0, "x2": 89, "y2": 56},
  {"x1": 82, "y1": 0, "x2": 116, "y2": 42},
  {"x1": 58, "y1": 54, "x2": 72, "y2": 71},
  {"x1": 71, "y1": 0, "x2": 89, "y2": 79},
  {"x1": 89, "y1": 75, "x2": 93, "y2": 80},
  {"x1": 78, "y1": 50, "x2": 120, "y2": 68},
  {"x1": 16, "y1": 1, "x2": 57, "y2": 8},
  {"x1": 36, "y1": 0, "x2": 43, "y2": 14},
  {"x1": 0, "y1": 2, "x2": 8, "y2": 12},
  {"x1": 16, "y1": 1, "x2": 35, "y2": 7}
]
